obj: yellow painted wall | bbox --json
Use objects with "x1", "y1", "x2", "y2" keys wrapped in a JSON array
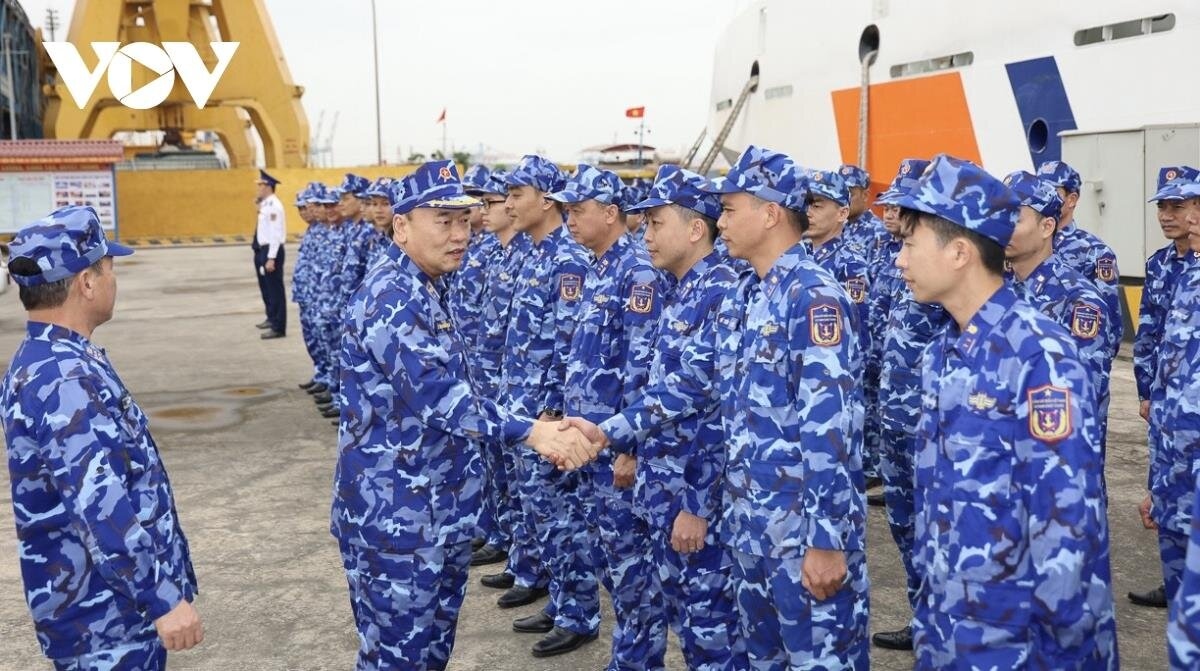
[{"x1": 114, "y1": 165, "x2": 418, "y2": 240}]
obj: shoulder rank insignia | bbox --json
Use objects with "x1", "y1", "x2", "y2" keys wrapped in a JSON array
[
  {"x1": 846, "y1": 277, "x2": 867, "y2": 304},
  {"x1": 1028, "y1": 385, "x2": 1072, "y2": 442},
  {"x1": 1070, "y1": 304, "x2": 1102, "y2": 339},
  {"x1": 967, "y1": 391, "x2": 997, "y2": 411},
  {"x1": 629, "y1": 283, "x2": 656, "y2": 314},
  {"x1": 436, "y1": 320, "x2": 453, "y2": 332},
  {"x1": 560, "y1": 274, "x2": 582, "y2": 301},
  {"x1": 1096, "y1": 257, "x2": 1117, "y2": 282},
  {"x1": 85, "y1": 344, "x2": 106, "y2": 362},
  {"x1": 808, "y1": 303, "x2": 843, "y2": 347},
  {"x1": 528, "y1": 277, "x2": 542, "y2": 288}
]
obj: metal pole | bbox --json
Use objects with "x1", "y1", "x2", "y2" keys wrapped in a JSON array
[
  {"x1": 2, "y1": 35, "x2": 16, "y2": 140},
  {"x1": 370, "y1": 0, "x2": 383, "y2": 165},
  {"x1": 442, "y1": 120, "x2": 447, "y2": 159},
  {"x1": 637, "y1": 115, "x2": 644, "y2": 167}
]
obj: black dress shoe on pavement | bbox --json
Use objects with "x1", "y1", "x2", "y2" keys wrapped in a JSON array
[
  {"x1": 471, "y1": 544, "x2": 508, "y2": 566},
  {"x1": 531, "y1": 627, "x2": 598, "y2": 658},
  {"x1": 471, "y1": 537, "x2": 486, "y2": 551},
  {"x1": 321, "y1": 407, "x2": 341, "y2": 419},
  {"x1": 1128, "y1": 585, "x2": 1169, "y2": 608},
  {"x1": 317, "y1": 403, "x2": 334, "y2": 413},
  {"x1": 256, "y1": 320, "x2": 272, "y2": 329},
  {"x1": 299, "y1": 380, "x2": 318, "y2": 390},
  {"x1": 306, "y1": 383, "x2": 328, "y2": 395},
  {"x1": 864, "y1": 476, "x2": 883, "y2": 490},
  {"x1": 313, "y1": 392, "x2": 334, "y2": 404},
  {"x1": 331, "y1": 419, "x2": 339, "y2": 426},
  {"x1": 872, "y1": 625, "x2": 914, "y2": 650},
  {"x1": 480, "y1": 572, "x2": 515, "y2": 589},
  {"x1": 513, "y1": 611, "x2": 554, "y2": 634},
  {"x1": 260, "y1": 330, "x2": 285, "y2": 339},
  {"x1": 497, "y1": 585, "x2": 549, "y2": 609},
  {"x1": 867, "y1": 493, "x2": 886, "y2": 507}
]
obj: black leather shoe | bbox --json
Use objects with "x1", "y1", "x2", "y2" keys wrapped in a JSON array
[
  {"x1": 317, "y1": 403, "x2": 334, "y2": 413},
  {"x1": 864, "y1": 476, "x2": 883, "y2": 490},
  {"x1": 471, "y1": 544, "x2": 508, "y2": 566},
  {"x1": 321, "y1": 407, "x2": 341, "y2": 419},
  {"x1": 299, "y1": 380, "x2": 318, "y2": 390},
  {"x1": 872, "y1": 625, "x2": 913, "y2": 650},
  {"x1": 480, "y1": 572, "x2": 515, "y2": 589},
  {"x1": 497, "y1": 585, "x2": 548, "y2": 609},
  {"x1": 256, "y1": 320, "x2": 271, "y2": 329},
  {"x1": 513, "y1": 611, "x2": 554, "y2": 634},
  {"x1": 313, "y1": 392, "x2": 334, "y2": 404},
  {"x1": 306, "y1": 383, "x2": 328, "y2": 395},
  {"x1": 531, "y1": 627, "x2": 598, "y2": 658},
  {"x1": 260, "y1": 330, "x2": 285, "y2": 339},
  {"x1": 471, "y1": 537, "x2": 486, "y2": 551},
  {"x1": 331, "y1": 419, "x2": 339, "y2": 426},
  {"x1": 867, "y1": 493, "x2": 886, "y2": 507},
  {"x1": 1128, "y1": 585, "x2": 1169, "y2": 608}
]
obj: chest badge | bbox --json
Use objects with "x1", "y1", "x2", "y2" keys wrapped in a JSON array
[
  {"x1": 760, "y1": 322, "x2": 781, "y2": 337},
  {"x1": 967, "y1": 392, "x2": 997, "y2": 411}
]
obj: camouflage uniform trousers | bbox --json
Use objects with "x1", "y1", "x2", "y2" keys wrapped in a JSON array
[
  {"x1": 652, "y1": 523, "x2": 745, "y2": 671},
  {"x1": 499, "y1": 394, "x2": 550, "y2": 593},
  {"x1": 474, "y1": 375, "x2": 512, "y2": 550},
  {"x1": 731, "y1": 549, "x2": 870, "y2": 671},
  {"x1": 299, "y1": 303, "x2": 326, "y2": 383},
  {"x1": 589, "y1": 453, "x2": 665, "y2": 670},
  {"x1": 315, "y1": 312, "x2": 341, "y2": 393},
  {"x1": 862, "y1": 365, "x2": 882, "y2": 481},
  {"x1": 340, "y1": 540, "x2": 472, "y2": 671},
  {"x1": 879, "y1": 428, "x2": 920, "y2": 613},
  {"x1": 1163, "y1": 525, "x2": 1191, "y2": 602},
  {"x1": 52, "y1": 637, "x2": 165, "y2": 671}
]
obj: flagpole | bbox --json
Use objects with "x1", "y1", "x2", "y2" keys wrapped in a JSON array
[
  {"x1": 442, "y1": 118, "x2": 447, "y2": 159},
  {"x1": 637, "y1": 114, "x2": 644, "y2": 167}
]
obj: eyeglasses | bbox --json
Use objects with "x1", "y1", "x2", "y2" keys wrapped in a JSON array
[{"x1": 481, "y1": 199, "x2": 507, "y2": 211}]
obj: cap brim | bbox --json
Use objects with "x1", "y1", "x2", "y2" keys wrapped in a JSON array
[
  {"x1": 624, "y1": 196, "x2": 672, "y2": 213},
  {"x1": 889, "y1": 191, "x2": 938, "y2": 217},
  {"x1": 546, "y1": 190, "x2": 590, "y2": 204},
  {"x1": 421, "y1": 195, "x2": 481, "y2": 209},
  {"x1": 107, "y1": 241, "x2": 135, "y2": 257},
  {"x1": 699, "y1": 176, "x2": 743, "y2": 194}
]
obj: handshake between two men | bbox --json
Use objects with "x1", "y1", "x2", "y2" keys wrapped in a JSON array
[{"x1": 523, "y1": 416, "x2": 611, "y2": 471}]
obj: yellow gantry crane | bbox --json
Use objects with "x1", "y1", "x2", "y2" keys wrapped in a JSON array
[{"x1": 41, "y1": 0, "x2": 309, "y2": 168}]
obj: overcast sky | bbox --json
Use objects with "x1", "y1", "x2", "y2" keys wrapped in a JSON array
[{"x1": 20, "y1": 0, "x2": 740, "y2": 166}]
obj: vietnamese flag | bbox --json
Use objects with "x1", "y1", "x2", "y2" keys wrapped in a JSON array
[{"x1": 625, "y1": 106, "x2": 645, "y2": 119}]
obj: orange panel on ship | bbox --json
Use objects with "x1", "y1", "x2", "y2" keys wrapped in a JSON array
[{"x1": 831, "y1": 72, "x2": 981, "y2": 192}]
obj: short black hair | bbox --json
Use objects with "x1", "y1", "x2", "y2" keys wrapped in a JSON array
[
  {"x1": 899, "y1": 208, "x2": 1006, "y2": 276},
  {"x1": 9, "y1": 257, "x2": 102, "y2": 310},
  {"x1": 668, "y1": 204, "x2": 718, "y2": 242},
  {"x1": 785, "y1": 206, "x2": 809, "y2": 234}
]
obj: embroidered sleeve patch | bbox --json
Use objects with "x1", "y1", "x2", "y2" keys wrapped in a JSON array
[
  {"x1": 845, "y1": 277, "x2": 867, "y2": 304},
  {"x1": 808, "y1": 303, "x2": 843, "y2": 347},
  {"x1": 559, "y1": 274, "x2": 582, "y2": 301},
  {"x1": 1070, "y1": 304, "x2": 1102, "y2": 339},
  {"x1": 1028, "y1": 385, "x2": 1072, "y2": 442},
  {"x1": 1096, "y1": 257, "x2": 1117, "y2": 282},
  {"x1": 629, "y1": 283, "x2": 656, "y2": 314}
]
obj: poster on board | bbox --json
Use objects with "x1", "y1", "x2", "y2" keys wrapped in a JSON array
[{"x1": 0, "y1": 170, "x2": 116, "y2": 234}]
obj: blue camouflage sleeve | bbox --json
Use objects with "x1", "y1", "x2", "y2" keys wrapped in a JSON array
[
  {"x1": 613, "y1": 266, "x2": 665, "y2": 453},
  {"x1": 1133, "y1": 263, "x2": 1163, "y2": 401},
  {"x1": 1065, "y1": 298, "x2": 1116, "y2": 399},
  {"x1": 541, "y1": 258, "x2": 588, "y2": 413},
  {"x1": 1018, "y1": 348, "x2": 1110, "y2": 664},
  {"x1": 365, "y1": 288, "x2": 534, "y2": 444},
  {"x1": 791, "y1": 286, "x2": 862, "y2": 551},
  {"x1": 35, "y1": 377, "x2": 185, "y2": 621}
]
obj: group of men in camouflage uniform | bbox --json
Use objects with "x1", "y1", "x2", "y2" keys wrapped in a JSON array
[{"x1": 6, "y1": 142, "x2": 1200, "y2": 671}]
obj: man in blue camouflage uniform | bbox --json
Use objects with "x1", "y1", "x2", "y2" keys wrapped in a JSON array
[
  {"x1": 894, "y1": 154, "x2": 1116, "y2": 669},
  {"x1": 1004, "y1": 170, "x2": 1120, "y2": 464},
  {"x1": 705, "y1": 146, "x2": 871, "y2": 669},
  {"x1": 840, "y1": 164, "x2": 890, "y2": 269},
  {"x1": 449, "y1": 165, "x2": 499, "y2": 370},
  {"x1": 2, "y1": 206, "x2": 203, "y2": 670},
  {"x1": 362, "y1": 177, "x2": 397, "y2": 270},
  {"x1": 548, "y1": 164, "x2": 666, "y2": 668},
  {"x1": 1036, "y1": 160, "x2": 1121, "y2": 317},
  {"x1": 496, "y1": 156, "x2": 592, "y2": 649},
  {"x1": 309, "y1": 184, "x2": 349, "y2": 417},
  {"x1": 869, "y1": 158, "x2": 949, "y2": 651},
  {"x1": 294, "y1": 183, "x2": 327, "y2": 392},
  {"x1": 331, "y1": 160, "x2": 595, "y2": 671},
  {"x1": 1139, "y1": 175, "x2": 1200, "y2": 615},
  {"x1": 1165, "y1": 188, "x2": 1200, "y2": 669},
  {"x1": 564, "y1": 163, "x2": 747, "y2": 670},
  {"x1": 1131, "y1": 166, "x2": 1200, "y2": 608},
  {"x1": 473, "y1": 170, "x2": 532, "y2": 572}
]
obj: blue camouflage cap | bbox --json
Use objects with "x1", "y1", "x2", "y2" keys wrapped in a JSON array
[
  {"x1": 311, "y1": 184, "x2": 339, "y2": 205},
  {"x1": 365, "y1": 177, "x2": 397, "y2": 206},
  {"x1": 1036, "y1": 160, "x2": 1083, "y2": 194},
  {"x1": 838, "y1": 164, "x2": 870, "y2": 189},
  {"x1": 505, "y1": 155, "x2": 566, "y2": 194},
  {"x1": 333, "y1": 173, "x2": 370, "y2": 199},
  {"x1": 700, "y1": 145, "x2": 806, "y2": 211},
  {"x1": 876, "y1": 159, "x2": 931, "y2": 205},
  {"x1": 807, "y1": 170, "x2": 850, "y2": 206},
  {"x1": 892, "y1": 153, "x2": 1020, "y2": 248},
  {"x1": 293, "y1": 186, "x2": 309, "y2": 207},
  {"x1": 392, "y1": 160, "x2": 480, "y2": 215},
  {"x1": 8, "y1": 206, "x2": 133, "y2": 287},
  {"x1": 462, "y1": 164, "x2": 492, "y2": 195},
  {"x1": 257, "y1": 169, "x2": 280, "y2": 188},
  {"x1": 476, "y1": 171, "x2": 509, "y2": 197},
  {"x1": 301, "y1": 181, "x2": 323, "y2": 204},
  {"x1": 627, "y1": 164, "x2": 722, "y2": 220},
  {"x1": 1149, "y1": 165, "x2": 1200, "y2": 202},
  {"x1": 1003, "y1": 170, "x2": 1063, "y2": 220},
  {"x1": 547, "y1": 164, "x2": 624, "y2": 205}
]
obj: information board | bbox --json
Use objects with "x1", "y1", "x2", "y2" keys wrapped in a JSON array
[{"x1": 0, "y1": 170, "x2": 116, "y2": 234}]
